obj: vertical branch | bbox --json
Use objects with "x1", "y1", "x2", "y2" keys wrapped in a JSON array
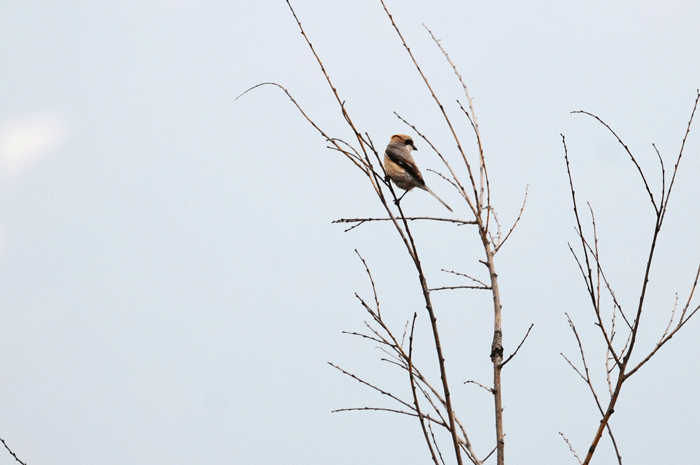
[
  {"x1": 561, "y1": 135, "x2": 595, "y2": 305},
  {"x1": 424, "y1": 26, "x2": 491, "y2": 228},
  {"x1": 485, "y1": 249, "x2": 504, "y2": 465},
  {"x1": 407, "y1": 312, "x2": 441, "y2": 465},
  {"x1": 420, "y1": 23, "x2": 509, "y2": 465},
  {"x1": 659, "y1": 89, "x2": 700, "y2": 223}
]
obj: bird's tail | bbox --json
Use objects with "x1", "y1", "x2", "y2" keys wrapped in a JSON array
[{"x1": 423, "y1": 186, "x2": 453, "y2": 212}]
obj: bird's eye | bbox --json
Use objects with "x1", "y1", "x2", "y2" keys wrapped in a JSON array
[{"x1": 406, "y1": 139, "x2": 413, "y2": 145}]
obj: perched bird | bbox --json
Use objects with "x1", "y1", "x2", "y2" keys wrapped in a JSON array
[{"x1": 383, "y1": 134, "x2": 452, "y2": 212}]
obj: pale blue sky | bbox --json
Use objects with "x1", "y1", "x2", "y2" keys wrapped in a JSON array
[{"x1": 1, "y1": 1, "x2": 700, "y2": 464}]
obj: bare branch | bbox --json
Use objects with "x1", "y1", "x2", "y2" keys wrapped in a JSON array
[
  {"x1": 407, "y1": 312, "x2": 442, "y2": 465},
  {"x1": 342, "y1": 329, "x2": 384, "y2": 345},
  {"x1": 0, "y1": 438, "x2": 27, "y2": 465},
  {"x1": 660, "y1": 89, "x2": 700, "y2": 223},
  {"x1": 424, "y1": 25, "x2": 489, "y2": 220},
  {"x1": 494, "y1": 185, "x2": 528, "y2": 253},
  {"x1": 562, "y1": 314, "x2": 610, "y2": 421},
  {"x1": 334, "y1": 217, "x2": 476, "y2": 229},
  {"x1": 568, "y1": 243, "x2": 594, "y2": 297},
  {"x1": 559, "y1": 432, "x2": 583, "y2": 465},
  {"x1": 562, "y1": 135, "x2": 596, "y2": 299},
  {"x1": 429, "y1": 285, "x2": 491, "y2": 292},
  {"x1": 329, "y1": 362, "x2": 415, "y2": 411},
  {"x1": 332, "y1": 406, "x2": 418, "y2": 417},
  {"x1": 464, "y1": 380, "x2": 494, "y2": 394},
  {"x1": 563, "y1": 136, "x2": 623, "y2": 368},
  {"x1": 400, "y1": 319, "x2": 411, "y2": 350},
  {"x1": 441, "y1": 269, "x2": 489, "y2": 287},
  {"x1": 355, "y1": 250, "x2": 381, "y2": 318},
  {"x1": 427, "y1": 168, "x2": 462, "y2": 197},
  {"x1": 483, "y1": 445, "x2": 498, "y2": 463},
  {"x1": 500, "y1": 324, "x2": 534, "y2": 368},
  {"x1": 626, "y1": 263, "x2": 700, "y2": 378},
  {"x1": 607, "y1": 424, "x2": 623, "y2": 465},
  {"x1": 283, "y1": 0, "x2": 365, "y2": 150},
  {"x1": 652, "y1": 143, "x2": 666, "y2": 207},
  {"x1": 662, "y1": 294, "x2": 679, "y2": 342},
  {"x1": 580, "y1": 232, "x2": 632, "y2": 332},
  {"x1": 572, "y1": 110, "x2": 658, "y2": 213},
  {"x1": 487, "y1": 207, "x2": 502, "y2": 251},
  {"x1": 678, "y1": 263, "x2": 700, "y2": 322},
  {"x1": 574, "y1": 212, "x2": 632, "y2": 369},
  {"x1": 428, "y1": 421, "x2": 449, "y2": 465},
  {"x1": 237, "y1": 82, "x2": 368, "y2": 174}
]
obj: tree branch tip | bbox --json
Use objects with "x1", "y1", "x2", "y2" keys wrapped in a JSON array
[
  {"x1": 0, "y1": 438, "x2": 28, "y2": 465},
  {"x1": 235, "y1": 81, "x2": 290, "y2": 101}
]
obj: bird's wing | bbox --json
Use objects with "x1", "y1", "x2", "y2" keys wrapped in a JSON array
[{"x1": 384, "y1": 146, "x2": 426, "y2": 185}]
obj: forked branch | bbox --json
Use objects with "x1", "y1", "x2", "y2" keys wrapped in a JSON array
[{"x1": 562, "y1": 92, "x2": 700, "y2": 465}]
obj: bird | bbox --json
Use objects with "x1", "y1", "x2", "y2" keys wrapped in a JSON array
[{"x1": 383, "y1": 134, "x2": 452, "y2": 212}]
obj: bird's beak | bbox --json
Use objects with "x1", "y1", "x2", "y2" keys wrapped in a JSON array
[{"x1": 412, "y1": 144, "x2": 418, "y2": 151}]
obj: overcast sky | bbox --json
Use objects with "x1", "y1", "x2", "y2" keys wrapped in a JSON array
[{"x1": 2, "y1": 1, "x2": 700, "y2": 464}]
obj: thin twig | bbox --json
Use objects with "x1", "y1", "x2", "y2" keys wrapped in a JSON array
[
  {"x1": 487, "y1": 207, "x2": 502, "y2": 250},
  {"x1": 407, "y1": 312, "x2": 442, "y2": 465},
  {"x1": 464, "y1": 380, "x2": 494, "y2": 394},
  {"x1": 237, "y1": 82, "x2": 368, "y2": 174},
  {"x1": 500, "y1": 324, "x2": 534, "y2": 368},
  {"x1": 332, "y1": 406, "x2": 419, "y2": 417},
  {"x1": 626, "y1": 263, "x2": 700, "y2": 378},
  {"x1": 429, "y1": 285, "x2": 491, "y2": 292},
  {"x1": 425, "y1": 26, "x2": 489, "y2": 221},
  {"x1": 329, "y1": 362, "x2": 415, "y2": 411},
  {"x1": 483, "y1": 445, "x2": 498, "y2": 463},
  {"x1": 559, "y1": 432, "x2": 583, "y2": 465},
  {"x1": 495, "y1": 186, "x2": 528, "y2": 253},
  {"x1": 562, "y1": 314, "x2": 609, "y2": 427},
  {"x1": 427, "y1": 168, "x2": 462, "y2": 197},
  {"x1": 441, "y1": 269, "x2": 489, "y2": 287},
  {"x1": 563, "y1": 136, "x2": 622, "y2": 367},
  {"x1": 428, "y1": 421, "x2": 449, "y2": 465},
  {"x1": 660, "y1": 89, "x2": 700, "y2": 223},
  {"x1": 334, "y1": 217, "x2": 475, "y2": 226},
  {"x1": 0, "y1": 438, "x2": 27, "y2": 465},
  {"x1": 343, "y1": 329, "x2": 384, "y2": 345},
  {"x1": 355, "y1": 250, "x2": 381, "y2": 318},
  {"x1": 652, "y1": 143, "x2": 666, "y2": 207},
  {"x1": 572, "y1": 110, "x2": 658, "y2": 213}
]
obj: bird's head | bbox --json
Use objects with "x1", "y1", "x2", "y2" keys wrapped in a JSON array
[{"x1": 390, "y1": 134, "x2": 417, "y2": 151}]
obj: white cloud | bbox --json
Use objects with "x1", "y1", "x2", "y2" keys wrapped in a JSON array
[{"x1": 0, "y1": 111, "x2": 70, "y2": 180}]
